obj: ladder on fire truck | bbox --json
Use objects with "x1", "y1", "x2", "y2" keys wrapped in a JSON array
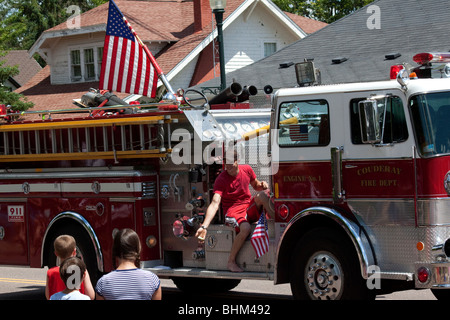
[{"x1": 0, "y1": 104, "x2": 178, "y2": 163}]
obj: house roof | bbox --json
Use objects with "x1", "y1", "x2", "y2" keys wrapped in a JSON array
[
  {"x1": 43, "y1": 0, "x2": 325, "y2": 42},
  {"x1": 2, "y1": 50, "x2": 42, "y2": 87},
  {"x1": 36, "y1": 0, "x2": 325, "y2": 75},
  {"x1": 15, "y1": 66, "x2": 94, "y2": 115},
  {"x1": 197, "y1": 0, "x2": 450, "y2": 90},
  {"x1": 44, "y1": 0, "x2": 194, "y2": 42},
  {"x1": 283, "y1": 12, "x2": 328, "y2": 35},
  {"x1": 15, "y1": 65, "x2": 129, "y2": 119}
]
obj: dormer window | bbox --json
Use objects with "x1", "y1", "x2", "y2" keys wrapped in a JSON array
[
  {"x1": 70, "y1": 50, "x2": 82, "y2": 81},
  {"x1": 69, "y1": 45, "x2": 103, "y2": 83},
  {"x1": 84, "y1": 48, "x2": 95, "y2": 81}
]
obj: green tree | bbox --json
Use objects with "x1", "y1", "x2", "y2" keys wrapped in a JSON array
[
  {"x1": 0, "y1": 1, "x2": 107, "y2": 110},
  {"x1": 0, "y1": 51, "x2": 34, "y2": 111},
  {"x1": 274, "y1": 0, "x2": 373, "y2": 23},
  {"x1": 0, "y1": 0, "x2": 107, "y2": 52}
]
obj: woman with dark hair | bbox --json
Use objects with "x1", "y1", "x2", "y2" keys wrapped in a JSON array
[{"x1": 95, "y1": 228, "x2": 161, "y2": 300}]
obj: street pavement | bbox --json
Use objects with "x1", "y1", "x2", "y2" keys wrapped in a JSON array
[{"x1": 0, "y1": 266, "x2": 437, "y2": 300}]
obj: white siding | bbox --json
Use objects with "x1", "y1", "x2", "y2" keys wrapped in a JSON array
[
  {"x1": 49, "y1": 33, "x2": 166, "y2": 85},
  {"x1": 223, "y1": 5, "x2": 298, "y2": 73},
  {"x1": 169, "y1": 55, "x2": 199, "y2": 91},
  {"x1": 166, "y1": 2, "x2": 303, "y2": 90},
  {"x1": 49, "y1": 33, "x2": 105, "y2": 85}
]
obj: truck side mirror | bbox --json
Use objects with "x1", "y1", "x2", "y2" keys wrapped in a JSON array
[{"x1": 358, "y1": 100, "x2": 381, "y2": 144}]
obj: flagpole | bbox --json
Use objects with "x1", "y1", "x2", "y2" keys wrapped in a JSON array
[{"x1": 124, "y1": 18, "x2": 177, "y2": 99}]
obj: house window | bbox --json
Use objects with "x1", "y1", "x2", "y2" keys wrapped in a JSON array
[
  {"x1": 264, "y1": 42, "x2": 277, "y2": 57},
  {"x1": 70, "y1": 50, "x2": 82, "y2": 82},
  {"x1": 84, "y1": 48, "x2": 95, "y2": 81},
  {"x1": 69, "y1": 45, "x2": 103, "y2": 83}
]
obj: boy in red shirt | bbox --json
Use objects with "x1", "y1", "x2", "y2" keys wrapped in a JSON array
[
  {"x1": 45, "y1": 235, "x2": 95, "y2": 299},
  {"x1": 196, "y1": 150, "x2": 274, "y2": 272}
]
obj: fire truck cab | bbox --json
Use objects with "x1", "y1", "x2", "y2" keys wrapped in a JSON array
[{"x1": 268, "y1": 55, "x2": 450, "y2": 300}]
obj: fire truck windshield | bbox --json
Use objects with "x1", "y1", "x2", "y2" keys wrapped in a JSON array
[{"x1": 410, "y1": 91, "x2": 450, "y2": 156}]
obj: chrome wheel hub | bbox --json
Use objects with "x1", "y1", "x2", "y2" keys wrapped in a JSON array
[{"x1": 305, "y1": 251, "x2": 343, "y2": 300}]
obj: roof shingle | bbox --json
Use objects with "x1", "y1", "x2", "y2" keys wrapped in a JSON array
[{"x1": 2, "y1": 50, "x2": 42, "y2": 86}]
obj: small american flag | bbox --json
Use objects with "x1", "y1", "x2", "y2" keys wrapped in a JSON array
[
  {"x1": 251, "y1": 213, "x2": 269, "y2": 258},
  {"x1": 99, "y1": 0, "x2": 159, "y2": 97},
  {"x1": 289, "y1": 124, "x2": 309, "y2": 141}
]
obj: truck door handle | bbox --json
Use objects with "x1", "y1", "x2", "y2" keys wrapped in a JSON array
[{"x1": 331, "y1": 146, "x2": 345, "y2": 203}]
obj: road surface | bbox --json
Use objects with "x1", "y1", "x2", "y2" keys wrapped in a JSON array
[{"x1": 0, "y1": 266, "x2": 437, "y2": 300}]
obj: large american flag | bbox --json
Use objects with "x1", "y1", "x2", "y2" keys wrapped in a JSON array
[
  {"x1": 99, "y1": 0, "x2": 159, "y2": 97},
  {"x1": 251, "y1": 213, "x2": 269, "y2": 258}
]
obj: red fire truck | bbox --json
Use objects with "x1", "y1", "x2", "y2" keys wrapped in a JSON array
[{"x1": 2, "y1": 52, "x2": 450, "y2": 300}]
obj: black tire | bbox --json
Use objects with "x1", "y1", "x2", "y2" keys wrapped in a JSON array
[
  {"x1": 46, "y1": 223, "x2": 100, "y2": 285},
  {"x1": 289, "y1": 227, "x2": 375, "y2": 300},
  {"x1": 172, "y1": 277, "x2": 241, "y2": 294}
]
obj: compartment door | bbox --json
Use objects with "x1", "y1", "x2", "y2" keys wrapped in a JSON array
[{"x1": 0, "y1": 201, "x2": 29, "y2": 265}]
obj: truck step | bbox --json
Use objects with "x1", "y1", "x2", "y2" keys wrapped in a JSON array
[{"x1": 146, "y1": 266, "x2": 274, "y2": 281}]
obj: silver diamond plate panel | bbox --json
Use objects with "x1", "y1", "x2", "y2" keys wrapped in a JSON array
[{"x1": 349, "y1": 199, "x2": 450, "y2": 278}]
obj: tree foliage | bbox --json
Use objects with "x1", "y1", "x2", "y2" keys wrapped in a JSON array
[
  {"x1": 273, "y1": 0, "x2": 373, "y2": 23},
  {"x1": 0, "y1": 1, "x2": 107, "y2": 110},
  {"x1": 0, "y1": 0, "x2": 107, "y2": 51}
]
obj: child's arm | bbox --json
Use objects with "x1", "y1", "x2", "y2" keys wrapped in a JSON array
[
  {"x1": 96, "y1": 292, "x2": 105, "y2": 300},
  {"x1": 152, "y1": 286, "x2": 162, "y2": 300},
  {"x1": 82, "y1": 270, "x2": 96, "y2": 300}
]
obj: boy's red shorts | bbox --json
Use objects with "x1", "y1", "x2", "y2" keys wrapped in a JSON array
[{"x1": 224, "y1": 190, "x2": 270, "y2": 232}]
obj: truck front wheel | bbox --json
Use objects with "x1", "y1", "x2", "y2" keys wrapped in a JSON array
[{"x1": 289, "y1": 227, "x2": 374, "y2": 300}]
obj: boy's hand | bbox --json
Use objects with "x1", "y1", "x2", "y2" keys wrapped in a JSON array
[{"x1": 196, "y1": 226, "x2": 207, "y2": 241}]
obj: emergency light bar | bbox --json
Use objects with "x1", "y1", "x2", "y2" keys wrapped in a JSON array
[
  {"x1": 390, "y1": 52, "x2": 450, "y2": 81},
  {"x1": 390, "y1": 65, "x2": 405, "y2": 80},
  {"x1": 389, "y1": 65, "x2": 417, "y2": 81},
  {"x1": 413, "y1": 52, "x2": 450, "y2": 65}
]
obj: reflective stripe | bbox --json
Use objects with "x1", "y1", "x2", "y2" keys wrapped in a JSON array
[{"x1": 0, "y1": 182, "x2": 141, "y2": 193}]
